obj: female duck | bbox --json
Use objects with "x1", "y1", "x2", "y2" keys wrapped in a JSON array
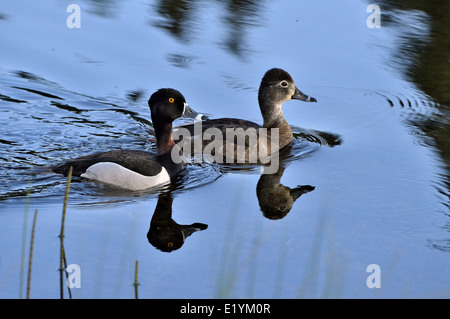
[
  {"x1": 52, "y1": 89, "x2": 188, "y2": 190},
  {"x1": 176, "y1": 68, "x2": 317, "y2": 163}
]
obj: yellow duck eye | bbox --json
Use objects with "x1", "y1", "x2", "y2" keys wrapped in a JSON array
[
  {"x1": 168, "y1": 98, "x2": 174, "y2": 103},
  {"x1": 168, "y1": 242, "x2": 173, "y2": 248}
]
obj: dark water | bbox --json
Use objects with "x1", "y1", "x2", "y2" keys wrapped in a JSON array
[{"x1": 0, "y1": 0, "x2": 449, "y2": 298}]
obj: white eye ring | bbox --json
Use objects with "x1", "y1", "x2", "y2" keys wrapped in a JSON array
[{"x1": 280, "y1": 81, "x2": 288, "y2": 87}]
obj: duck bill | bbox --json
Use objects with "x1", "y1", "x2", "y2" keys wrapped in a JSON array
[
  {"x1": 183, "y1": 103, "x2": 209, "y2": 120},
  {"x1": 291, "y1": 86, "x2": 317, "y2": 102},
  {"x1": 181, "y1": 223, "x2": 208, "y2": 240},
  {"x1": 183, "y1": 102, "x2": 193, "y2": 116}
]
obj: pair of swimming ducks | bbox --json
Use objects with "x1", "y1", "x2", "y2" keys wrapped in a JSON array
[{"x1": 52, "y1": 68, "x2": 317, "y2": 190}]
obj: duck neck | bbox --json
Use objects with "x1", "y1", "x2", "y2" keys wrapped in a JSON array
[
  {"x1": 262, "y1": 111, "x2": 290, "y2": 130},
  {"x1": 259, "y1": 93, "x2": 285, "y2": 126},
  {"x1": 259, "y1": 100, "x2": 293, "y2": 149},
  {"x1": 154, "y1": 122, "x2": 175, "y2": 154},
  {"x1": 152, "y1": 192, "x2": 173, "y2": 221}
]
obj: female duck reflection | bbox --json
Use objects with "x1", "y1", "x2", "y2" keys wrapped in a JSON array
[
  {"x1": 147, "y1": 191, "x2": 207, "y2": 252},
  {"x1": 256, "y1": 161, "x2": 315, "y2": 220},
  {"x1": 256, "y1": 132, "x2": 342, "y2": 219}
]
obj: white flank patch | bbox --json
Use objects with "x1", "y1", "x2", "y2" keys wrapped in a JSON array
[{"x1": 81, "y1": 162, "x2": 170, "y2": 191}]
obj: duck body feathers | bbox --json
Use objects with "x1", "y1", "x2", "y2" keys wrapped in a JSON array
[{"x1": 52, "y1": 150, "x2": 167, "y2": 177}]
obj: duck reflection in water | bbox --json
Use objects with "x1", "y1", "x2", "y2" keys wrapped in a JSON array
[
  {"x1": 256, "y1": 160, "x2": 315, "y2": 220},
  {"x1": 147, "y1": 191, "x2": 207, "y2": 252},
  {"x1": 256, "y1": 130, "x2": 342, "y2": 219}
]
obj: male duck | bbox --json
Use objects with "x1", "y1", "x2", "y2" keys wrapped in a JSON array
[
  {"x1": 176, "y1": 68, "x2": 317, "y2": 162},
  {"x1": 52, "y1": 88, "x2": 188, "y2": 190}
]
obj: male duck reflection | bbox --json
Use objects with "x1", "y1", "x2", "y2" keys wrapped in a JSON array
[
  {"x1": 52, "y1": 89, "x2": 188, "y2": 190},
  {"x1": 175, "y1": 68, "x2": 317, "y2": 162},
  {"x1": 147, "y1": 191, "x2": 207, "y2": 252}
]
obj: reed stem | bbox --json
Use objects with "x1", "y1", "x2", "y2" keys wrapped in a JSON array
[
  {"x1": 134, "y1": 260, "x2": 139, "y2": 299},
  {"x1": 26, "y1": 209, "x2": 38, "y2": 299},
  {"x1": 60, "y1": 166, "x2": 73, "y2": 299},
  {"x1": 19, "y1": 176, "x2": 33, "y2": 299}
]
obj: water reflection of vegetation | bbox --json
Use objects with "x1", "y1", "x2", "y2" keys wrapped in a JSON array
[
  {"x1": 152, "y1": 0, "x2": 264, "y2": 57},
  {"x1": 378, "y1": 0, "x2": 450, "y2": 208}
]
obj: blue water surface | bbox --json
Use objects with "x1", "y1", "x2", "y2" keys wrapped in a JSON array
[{"x1": 0, "y1": 0, "x2": 449, "y2": 298}]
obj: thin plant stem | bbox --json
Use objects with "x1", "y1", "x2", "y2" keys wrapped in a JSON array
[
  {"x1": 61, "y1": 248, "x2": 73, "y2": 299},
  {"x1": 60, "y1": 166, "x2": 73, "y2": 299},
  {"x1": 134, "y1": 260, "x2": 139, "y2": 299},
  {"x1": 60, "y1": 166, "x2": 73, "y2": 238},
  {"x1": 19, "y1": 176, "x2": 32, "y2": 299},
  {"x1": 26, "y1": 209, "x2": 38, "y2": 299}
]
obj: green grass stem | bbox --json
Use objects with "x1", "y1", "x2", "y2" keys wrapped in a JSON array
[
  {"x1": 134, "y1": 260, "x2": 139, "y2": 299},
  {"x1": 26, "y1": 209, "x2": 38, "y2": 299},
  {"x1": 59, "y1": 166, "x2": 73, "y2": 299}
]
